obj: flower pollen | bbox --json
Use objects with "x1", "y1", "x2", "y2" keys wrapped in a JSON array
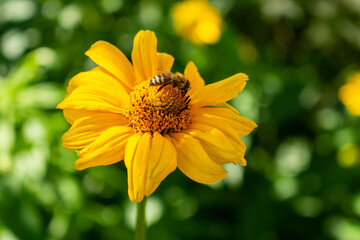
[{"x1": 126, "y1": 79, "x2": 192, "y2": 134}]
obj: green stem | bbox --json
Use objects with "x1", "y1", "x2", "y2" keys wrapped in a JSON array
[{"x1": 135, "y1": 198, "x2": 147, "y2": 240}]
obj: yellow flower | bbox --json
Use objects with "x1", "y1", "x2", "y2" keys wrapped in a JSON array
[
  {"x1": 57, "y1": 30, "x2": 256, "y2": 202},
  {"x1": 171, "y1": 0, "x2": 222, "y2": 45},
  {"x1": 339, "y1": 72, "x2": 360, "y2": 116}
]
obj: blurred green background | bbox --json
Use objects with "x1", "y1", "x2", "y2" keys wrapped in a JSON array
[{"x1": 1, "y1": 0, "x2": 360, "y2": 239}]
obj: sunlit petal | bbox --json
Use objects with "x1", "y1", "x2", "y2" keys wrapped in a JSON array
[
  {"x1": 170, "y1": 132, "x2": 227, "y2": 184},
  {"x1": 85, "y1": 41, "x2": 136, "y2": 89},
  {"x1": 124, "y1": 133, "x2": 143, "y2": 202},
  {"x1": 191, "y1": 117, "x2": 247, "y2": 165},
  {"x1": 191, "y1": 73, "x2": 248, "y2": 107},
  {"x1": 125, "y1": 132, "x2": 150, "y2": 202},
  {"x1": 157, "y1": 53, "x2": 174, "y2": 72},
  {"x1": 62, "y1": 113, "x2": 128, "y2": 150},
  {"x1": 186, "y1": 129, "x2": 246, "y2": 165},
  {"x1": 184, "y1": 61, "x2": 205, "y2": 97},
  {"x1": 57, "y1": 86, "x2": 126, "y2": 114},
  {"x1": 74, "y1": 126, "x2": 134, "y2": 170},
  {"x1": 132, "y1": 30, "x2": 158, "y2": 83},
  {"x1": 145, "y1": 133, "x2": 177, "y2": 196},
  {"x1": 66, "y1": 69, "x2": 129, "y2": 105},
  {"x1": 194, "y1": 106, "x2": 257, "y2": 136},
  {"x1": 63, "y1": 109, "x2": 99, "y2": 125}
]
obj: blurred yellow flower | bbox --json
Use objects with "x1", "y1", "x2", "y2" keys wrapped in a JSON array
[
  {"x1": 57, "y1": 30, "x2": 256, "y2": 202},
  {"x1": 171, "y1": 0, "x2": 222, "y2": 44},
  {"x1": 339, "y1": 72, "x2": 360, "y2": 116}
]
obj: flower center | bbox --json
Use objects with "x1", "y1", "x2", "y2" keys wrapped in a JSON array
[{"x1": 126, "y1": 79, "x2": 192, "y2": 134}]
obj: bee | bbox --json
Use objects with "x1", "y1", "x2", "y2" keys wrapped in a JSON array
[{"x1": 150, "y1": 71, "x2": 190, "y2": 96}]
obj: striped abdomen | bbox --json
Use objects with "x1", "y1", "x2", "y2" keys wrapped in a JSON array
[{"x1": 150, "y1": 73, "x2": 173, "y2": 86}]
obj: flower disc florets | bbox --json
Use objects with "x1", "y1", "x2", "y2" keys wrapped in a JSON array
[{"x1": 126, "y1": 79, "x2": 192, "y2": 134}]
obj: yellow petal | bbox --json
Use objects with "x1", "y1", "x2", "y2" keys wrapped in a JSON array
[
  {"x1": 191, "y1": 73, "x2": 248, "y2": 107},
  {"x1": 191, "y1": 116, "x2": 247, "y2": 163},
  {"x1": 125, "y1": 133, "x2": 151, "y2": 202},
  {"x1": 188, "y1": 122, "x2": 247, "y2": 166},
  {"x1": 124, "y1": 133, "x2": 143, "y2": 202},
  {"x1": 66, "y1": 66, "x2": 99, "y2": 93},
  {"x1": 131, "y1": 30, "x2": 158, "y2": 83},
  {"x1": 157, "y1": 53, "x2": 174, "y2": 72},
  {"x1": 124, "y1": 133, "x2": 177, "y2": 202},
  {"x1": 184, "y1": 61, "x2": 205, "y2": 97},
  {"x1": 170, "y1": 132, "x2": 227, "y2": 184},
  {"x1": 192, "y1": 115, "x2": 240, "y2": 144},
  {"x1": 62, "y1": 69, "x2": 126, "y2": 124},
  {"x1": 57, "y1": 86, "x2": 126, "y2": 114},
  {"x1": 194, "y1": 106, "x2": 257, "y2": 136},
  {"x1": 93, "y1": 66, "x2": 133, "y2": 93},
  {"x1": 62, "y1": 113, "x2": 128, "y2": 150},
  {"x1": 189, "y1": 122, "x2": 232, "y2": 145},
  {"x1": 63, "y1": 109, "x2": 99, "y2": 125},
  {"x1": 74, "y1": 126, "x2": 134, "y2": 170},
  {"x1": 66, "y1": 69, "x2": 129, "y2": 106},
  {"x1": 145, "y1": 132, "x2": 163, "y2": 187},
  {"x1": 85, "y1": 41, "x2": 136, "y2": 89},
  {"x1": 133, "y1": 133, "x2": 151, "y2": 201},
  {"x1": 145, "y1": 133, "x2": 177, "y2": 196},
  {"x1": 186, "y1": 129, "x2": 246, "y2": 165}
]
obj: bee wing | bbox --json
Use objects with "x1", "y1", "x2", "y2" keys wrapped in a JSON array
[
  {"x1": 175, "y1": 72, "x2": 185, "y2": 78},
  {"x1": 157, "y1": 70, "x2": 171, "y2": 74}
]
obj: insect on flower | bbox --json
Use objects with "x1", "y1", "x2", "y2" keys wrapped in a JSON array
[
  {"x1": 150, "y1": 71, "x2": 191, "y2": 96},
  {"x1": 57, "y1": 30, "x2": 257, "y2": 202}
]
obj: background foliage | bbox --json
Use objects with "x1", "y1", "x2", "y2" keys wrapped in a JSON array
[{"x1": 1, "y1": 0, "x2": 360, "y2": 239}]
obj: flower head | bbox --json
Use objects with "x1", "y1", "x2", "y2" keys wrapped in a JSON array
[
  {"x1": 57, "y1": 30, "x2": 256, "y2": 202},
  {"x1": 171, "y1": 0, "x2": 222, "y2": 45},
  {"x1": 339, "y1": 72, "x2": 360, "y2": 116}
]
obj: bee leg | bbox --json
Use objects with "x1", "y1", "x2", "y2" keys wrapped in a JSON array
[
  {"x1": 184, "y1": 95, "x2": 191, "y2": 104},
  {"x1": 184, "y1": 95, "x2": 190, "y2": 102},
  {"x1": 156, "y1": 82, "x2": 171, "y2": 93},
  {"x1": 157, "y1": 85, "x2": 165, "y2": 92}
]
